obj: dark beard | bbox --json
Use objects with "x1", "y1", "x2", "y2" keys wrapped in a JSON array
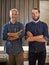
[{"x1": 33, "y1": 17, "x2": 39, "y2": 21}]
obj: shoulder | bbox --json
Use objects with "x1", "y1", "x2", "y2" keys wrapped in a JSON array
[
  {"x1": 3, "y1": 22, "x2": 9, "y2": 28},
  {"x1": 17, "y1": 22, "x2": 24, "y2": 27},
  {"x1": 40, "y1": 21, "x2": 48, "y2": 28},
  {"x1": 26, "y1": 21, "x2": 32, "y2": 26}
]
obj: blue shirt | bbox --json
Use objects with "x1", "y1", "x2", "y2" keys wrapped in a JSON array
[
  {"x1": 2, "y1": 21, "x2": 24, "y2": 54},
  {"x1": 25, "y1": 21, "x2": 48, "y2": 53}
]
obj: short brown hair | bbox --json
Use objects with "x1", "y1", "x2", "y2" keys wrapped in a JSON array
[{"x1": 33, "y1": 8, "x2": 40, "y2": 13}]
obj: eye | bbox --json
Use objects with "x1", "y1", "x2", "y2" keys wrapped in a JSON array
[
  {"x1": 32, "y1": 12, "x2": 33, "y2": 14},
  {"x1": 32, "y1": 13, "x2": 34, "y2": 15}
]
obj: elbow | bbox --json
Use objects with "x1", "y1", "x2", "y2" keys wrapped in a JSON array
[{"x1": 2, "y1": 35, "x2": 8, "y2": 40}]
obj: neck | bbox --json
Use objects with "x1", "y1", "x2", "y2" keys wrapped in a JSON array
[
  {"x1": 10, "y1": 19, "x2": 16, "y2": 24},
  {"x1": 32, "y1": 19, "x2": 39, "y2": 23}
]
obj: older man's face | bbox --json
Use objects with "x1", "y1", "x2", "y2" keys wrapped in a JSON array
[{"x1": 10, "y1": 10, "x2": 18, "y2": 22}]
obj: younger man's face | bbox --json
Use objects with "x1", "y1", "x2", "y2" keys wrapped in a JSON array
[{"x1": 32, "y1": 9, "x2": 40, "y2": 21}]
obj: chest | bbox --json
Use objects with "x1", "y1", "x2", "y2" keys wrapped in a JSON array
[
  {"x1": 7, "y1": 24, "x2": 20, "y2": 32},
  {"x1": 28, "y1": 23, "x2": 43, "y2": 35}
]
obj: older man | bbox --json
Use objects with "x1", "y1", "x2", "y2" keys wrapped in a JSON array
[{"x1": 2, "y1": 8, "x2": 24, "y2": 65}]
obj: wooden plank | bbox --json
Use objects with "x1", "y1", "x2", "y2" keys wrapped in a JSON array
[
  {"x1": 28, "y1": 0, "x2": 34, "y2": 22},
  {"x1": 15, "y1": 0, "x2": 20, "y2": 21},
  {"x1": 19, "y1": 0, "x2": 25, "y2": 24},
  {"x1": 24, "y1": 0, "x2": 29, "y2": 26},
  {"x1": 2, "y1": 0, "x2": 6, "y2": 25},
  {"x1": 34, "y1": 0, "x2": 39, "y2": 8},
  {"x1": 11, "y1": 0, "x2": 15, "y2": 8},
  {"x1": 5, "y1": 0, "x2": 11, "y2": 22},
  {"x1": 0, "y1": 0, "x2": 2, "y2": 40}
]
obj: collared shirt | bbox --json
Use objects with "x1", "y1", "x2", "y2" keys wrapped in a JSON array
[
  {"x1": 25, "y1": 20, "x2": 48, "y2": 53},
  {"x1": 32, "y1": 19, "x2": 39, "y2": 23},
  {"x1": 2, "y1": 21, "x2": 24, "y2": 54}
]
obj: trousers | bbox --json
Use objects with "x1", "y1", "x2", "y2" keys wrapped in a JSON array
[
  {"x1": 7, "y1": 52, "x2": 24, "y2": 65},
  {"x1": 29, "y1": 51, "x2": 46, "y2": 65}
]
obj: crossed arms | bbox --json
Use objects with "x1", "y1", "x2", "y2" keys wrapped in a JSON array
[
  {"x1": 7, "y1": 30, "x2": 23, "y2": 41},
  {"x1": 26, "y1": 31, "x2": 47, "y2": 42}
]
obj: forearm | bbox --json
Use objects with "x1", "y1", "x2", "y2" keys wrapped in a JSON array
[
  {"x1": 7, "y1": 33, "x2": 18, "y2": 37},
  {"x1": 26, "y1": 31, "x2": 48, "y2": 42},
  {"x1": 7, "y1": 36, "x2": 18, "y2": 41},
  {"x1": 35, "y1": 38, "x2": 47, "y2": 42},
  {"x1": 7, "y1": 30, "x2": 23, "y2": 38},
  {"x1": 26, "y1": 35, "x2": 44, "y2": 42},
  {"x1": 7, "y1": 32, "x2": 19, "y2": 40}
]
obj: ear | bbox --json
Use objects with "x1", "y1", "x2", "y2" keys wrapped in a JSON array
[{"x1": 9, "y1": 14, "x2": 11, "y2": 19}]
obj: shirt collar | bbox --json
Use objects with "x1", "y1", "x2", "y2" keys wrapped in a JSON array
[
  {"x1": 9, "y1": 20, "x2": 17, "y2": 25},
  {"x1": 32, "y1": 19, "x2": 39, "y2": 23}
]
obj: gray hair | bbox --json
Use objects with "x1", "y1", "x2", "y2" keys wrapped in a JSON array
[{"x1": 10, "y1": 8, "x2": 19, "y2": 15}]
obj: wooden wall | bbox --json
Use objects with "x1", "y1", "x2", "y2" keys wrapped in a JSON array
[{"x1": 0, "y1": 0, "x2": 39, "y2": 45}]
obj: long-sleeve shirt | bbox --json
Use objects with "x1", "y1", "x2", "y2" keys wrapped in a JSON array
[
  {"x1": 25, "y1": 21, "x2": 48, "y2": 53},
  {"x1": 2, "y1": 21, "x2": 24, "y2": 54}
]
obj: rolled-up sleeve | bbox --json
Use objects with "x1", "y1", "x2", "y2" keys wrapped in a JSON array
[
  {"x1": 43, "y1": 23, "x2": 48, "y2": 40},
  {"x1": 19, "y1": 24, "x2": 24, "y2": 39},
  {"x1": 2, "y1": 25, "x2": 8, "y2": 40}
]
